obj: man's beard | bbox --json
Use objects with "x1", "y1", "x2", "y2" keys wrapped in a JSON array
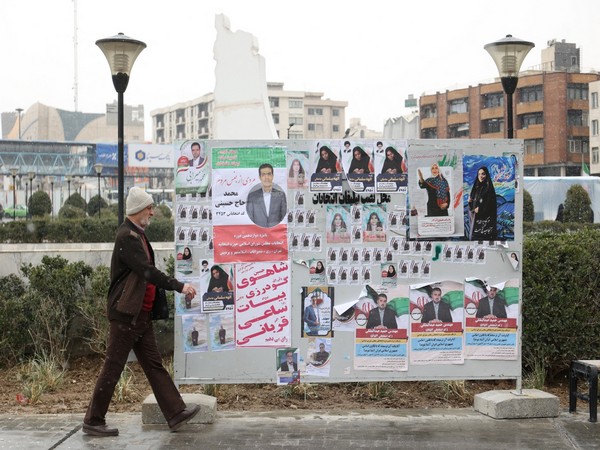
[{"x1": 139, "y1": 216, "x2": 151, "y2": 228}]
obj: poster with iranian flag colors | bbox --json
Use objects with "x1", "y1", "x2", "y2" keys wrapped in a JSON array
[
  {"x1": 409, "y1": 280, "x2": 464, "y2": 365},
  {"x1": 464, "y1": 278, "x2": 519, "y2": 360},
  {"x1": 212, "y1": 147, "x2": 288, "y2": 263}
]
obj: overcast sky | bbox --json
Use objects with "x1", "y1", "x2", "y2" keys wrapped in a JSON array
[{"x1": 1, "y1": 0, "x2": 599, "y2": 140}]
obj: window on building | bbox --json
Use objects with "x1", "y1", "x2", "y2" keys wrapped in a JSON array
[
  {"x1": 520, "y1": 112, "x2": 544, "y2": 128},
  {"x1": 593, "y1": 147, "x2": 599, "y2": 164},
  {"x1": 333, "y1": 125, "x2": 339, "y2": 133},
  {"x1": 308, "y1": 124, "x2": 315, "y2": 131},
  {"x1": 332, "y1": 109, "x2": 340, "y2": 117},
  {"x1": 568, "y1": 137, "x2": 589, "y2": 153},
  {"x1": 482, "y1": 92, "x2": 504, "y2": 108},
  {"x1": 315, "y1": 108, "x2": 323, "y2": 115},
  {"x1": 482, "y1": 118, "x2": 504, "y2": 134},
  {"x1": 308, "y1": 108, "x2": 315, "y2": 115},
  {"x1": 567, "y1": 110, "x2": 588, "y2": 127},
  {"x1": 524, "y1": 139, "x2": 544, "y2": 155},
  {"x1": 289, "y1": 116, "x2": 303, "y2": 125},
  {"x1": 519, "y1": 85, "x2": 543, "y2": 102},
  {"x1": 421, "y1": 104, "x2": 437, "y2": 119},
  {"x1": 539, "y1": 166, "x2": 562, "y2": 176},
  {"x1": 269, "y1": 97, "x2": 280, "y2": 108},
  {"x1": 421, "y1": 127, "x2": 437, "y2": 139},
  {"x1": 592, "y1": 92, "x2": 599, "y2": 109},
  {"x1": 289, "y1": 99, "x2": 303, "y2": 108},
  {"x1": 448, "y1": 123, "x2": 469, "y2": 138},
  {"x1": 272, "y1": 113, "x2": 279, "y2": 124},
  {"x1": 568, "y1": 83, "x2": 589, "y2": 100},
  {"x1": 448, "y1": 98, "x2": 468, "y2": 114},
  {"x1": 593, "y1": 120, "x2": 599, "y2": 136}
]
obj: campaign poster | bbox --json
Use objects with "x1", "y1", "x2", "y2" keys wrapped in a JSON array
[
  {"x1": 182, "y1": 314, "x2": 208, "y2": 353},
  {"x1": 374, "y1": 140, "x2": 408, "y2": 193},
  {"x1": 407, "y1": 149, "x2": 464, "y2": 239},
  {"x1": 310, "y1": 141, "x2": 343, "y2": 192},
  {"x1": 212, "y1": 147, "x2": 288, "y2": 263},
  {"x1": 235, "y1": 261, "x2": 291, "y2": 347},
  {"x1": 409, "y1": 280, "x2": 464, "y2": 365},
  {"x1": 174, "y1": 140, "x2": 210, "y2": 195},
  {"x1": 464, "y1": 278, "x2": 519, "y2": 360},
  {"x1": 341, "y1": 140, "x2": 375, "y2": 193},
  {"x1": 353, "y1": 285, "x2": 409, "y2": 371},
  {"x1": 463, "y1": 155, "x2": 516, "y2": 241},
  {"x1": 300, "y1": 287, "x2": 333, "y2": 338}
]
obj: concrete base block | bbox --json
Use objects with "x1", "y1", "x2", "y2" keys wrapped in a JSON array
[
  {"x1": 474, "y1": 389, "x2": 559, "y2": 419},
  {"x1": 142, "y1": 393, "x2": 217, "y2": 425}
]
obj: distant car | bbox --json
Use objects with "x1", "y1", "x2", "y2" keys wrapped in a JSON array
[{"x1": 4, "y1": 204, "x2": 28, "y2": 218}]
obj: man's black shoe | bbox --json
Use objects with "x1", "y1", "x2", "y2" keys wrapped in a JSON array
[
  {"x1": 168, "y1": 404, "x2": 201, "y2": 432},
  {"x1": 82, "y1": 423, "x2": 119, "y2": 437}
]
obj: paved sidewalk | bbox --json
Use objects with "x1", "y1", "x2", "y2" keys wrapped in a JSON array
[{"x1": 1, "y1": 408, "x2": 599, "y2": 450}]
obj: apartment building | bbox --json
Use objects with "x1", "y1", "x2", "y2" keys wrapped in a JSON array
[
  {"x1": 419, "y1": 40, "x2": 600, "y2": 176},
  {"x1": 590, "y1": 80, "x2": 600, "y2": 175},
  {"x1": 151, "y1": 82, "x2": 347, "y2": 143}
]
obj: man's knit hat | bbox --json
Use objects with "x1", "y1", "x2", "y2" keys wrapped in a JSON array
[{"x1": 126, "y1": 187, "x2": 153, "y2": 215}]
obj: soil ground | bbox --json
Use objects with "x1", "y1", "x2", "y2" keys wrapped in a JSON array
[{"x1": 0, "y1": 355, "x2": 571, "y2": 415}]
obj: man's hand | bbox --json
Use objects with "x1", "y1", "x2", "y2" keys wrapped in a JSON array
[{"x1": 182, "y1": 283, "x2": 196, "y2": 298}]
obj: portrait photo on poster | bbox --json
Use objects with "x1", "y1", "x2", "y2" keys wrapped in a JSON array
[
  {"x1": 407, "y1": 149, "x2": 464, "y2": 239},
  {"x1": 463, "y1": 155, "x2": 516, "y2": 241}
]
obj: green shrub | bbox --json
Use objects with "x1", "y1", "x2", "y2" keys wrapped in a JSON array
[
  {"x1": 523, "y1": 189, "x2": 534, "y2": 222},
  {"x1": 28, "y1": 191, "x2": 52, "y2": 217},
  {"x1": 58, "y1": 204, "x2": 86, "y2": 220},
  {"x1": 64, "y1": 192, "x2": 87, "y2": 212},
  {"x1": 156, "y1": 204, "x2": 172, "y2": 219},
  {"x1": 522, "y1": 229, "x2": 600, "y2": 380},
  {"x1": 76, "y1": 265, "x2": 110, "y2": 355},
  {"x1": 20, "y1": 256, "x2": 93, "y2": 363},
  {"x1": 0, "y1": 216, "x2": 173, "y2": 243},
  {"x1": 87, "y1": 194, "x2": 109, "y2": 217},
  {"x1": 563, "y1": 184, "x2": 593, "y2": 223}
]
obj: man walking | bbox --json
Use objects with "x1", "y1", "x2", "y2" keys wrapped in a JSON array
[{"x1": 83, "y1": 187, "x2": 200, "y2": 436}]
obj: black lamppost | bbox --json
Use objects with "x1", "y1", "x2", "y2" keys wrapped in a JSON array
[
  {"x1": 49, "y1": 176, "x2": 55, "y2": 218},
  {"x1": 287, "y1": 123, "x2": 294, "y2": 139},
  {"x1": 94, "y1": 163, "x2": 104, "y2": 218},
  {"x1": 10, "y1": 167, "x2": 18, "y2": 220},
  {"x1": 96, "y1": 33, "x2": 146, "y2": 224},
  {"x1": 65, "y1": 175, "x2": 72, "y2": 201},
  {"x1": 27, "y1": 171, "x2": 35, "y2": 218},
  {"x1": 484, "y1": 35, "x2": 535, "y2": 139},
  {"x1": 15, "y1": 108, "x2": 23, "y2": 140}
]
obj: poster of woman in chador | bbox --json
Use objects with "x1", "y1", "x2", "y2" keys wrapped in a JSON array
[
  {"x1": 407, "y1": 149, "x2": 464, "y2": 239},
  {"x1": 463, "y1": 155, "x2": 516, "y2": 241},
  {"x1": 310, "y1": 141, "x2": 343, "y2": 192}
]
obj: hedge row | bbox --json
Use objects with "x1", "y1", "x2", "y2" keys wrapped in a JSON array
[
  {"x1": 522, "y1": 228, "x2": 600, "y2": 380},
  {"x1": 0, "y1": 217, "x2": 174, "y2": 243}
]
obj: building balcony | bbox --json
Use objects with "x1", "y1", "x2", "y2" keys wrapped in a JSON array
[
  {"x1": 524, "y1": 154, "x2": 545, "y2": 166},
  {"x1": 516, "y1": 101, "x2": 543, "y2": 115},
  {"x1": 568, "y1": 125, "x2": 589, "y2": 137},
  {"x1": 516, "y1": 124, "x2": 543, "y2": 140},
  {"x1": 480, "y1": 131, "x2": 504, "y2": 139},
  {"x1": 480, "y1": 107, "x2": 503, "y2": 120},
  {"x1": 447, "y1": 112, "x2": 468, "y2": 125},
  {"x1": 420, "y1": 117, "x2": 437, "y2": 129},
  {"x1": 568, "y1": 99, "x2": 589, "y2": 110}
]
